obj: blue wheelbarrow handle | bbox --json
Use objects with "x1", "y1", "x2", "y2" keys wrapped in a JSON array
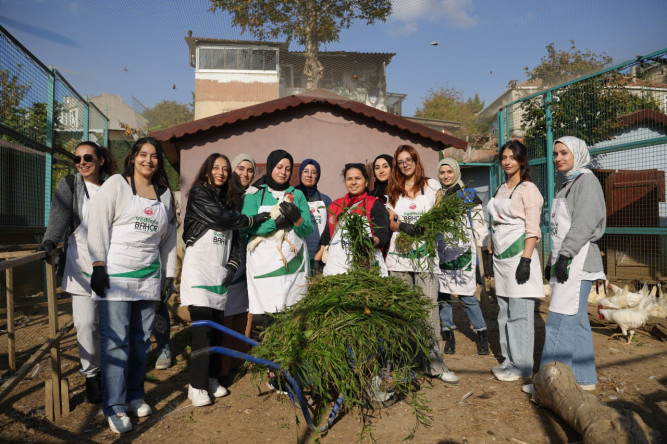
[
  {"x1": 191, "y1": 346, "x2": 282, "y2": 370},
  {"x1": 192, "y1": 320, "x2": 259, "y2": 347}
]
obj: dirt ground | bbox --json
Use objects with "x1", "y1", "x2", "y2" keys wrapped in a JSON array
[{"x1": 1, "y1": 292, "x2": 666, "y2": 444}]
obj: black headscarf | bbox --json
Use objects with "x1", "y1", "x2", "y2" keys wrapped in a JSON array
[
  {"x1": 253, "y1": 149, "x2": 294, "y2": 191},
  {"x1": 295, "y1": 158, "x2": 321, "y2": 199},
  {"x1": 370, "y1": 154, "x2": 393, "y2": 201}
]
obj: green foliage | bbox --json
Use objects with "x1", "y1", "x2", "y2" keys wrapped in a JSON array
[
  {"x1": 250, "y1": 269, "x2": 433, "y2": 436},
  {"x1": 142, "y1": 100, "x2": 193, "y2": 131},
  {"x1": 395, "y1": 191, "x2": 474, "y2": 272},
  {"x1": 0, "y1": 67, "x2": 30, "y2": 125},
  {"x1": 521, "y1": 71, "x2": 662, "y2": 151},
  {"x1": 414, "y1": 86, "x2": 488, "y2": 136},
  {"x1": 338, "y1": 211, "x2": 376, "y2": 270}
]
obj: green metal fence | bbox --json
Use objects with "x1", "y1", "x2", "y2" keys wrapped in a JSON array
[
  {"x1": 497, "y1": 48, "x2": 667, "y2": 283},
  {"x1": 0, "y1": 24, "x2": 109, "y2": 305}
]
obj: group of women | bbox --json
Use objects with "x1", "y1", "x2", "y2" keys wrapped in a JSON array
[{"x1": 40, "y1": 134, "x2": 606, "y2": 434}]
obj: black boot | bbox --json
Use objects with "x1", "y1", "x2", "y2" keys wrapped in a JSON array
[
  {"x1": 442, "y1": 330, "x2": 455, "y2": 354},
  {"x1": 476, "y1": 330, "x2": 490, "y2": 355},
  {"x1": 85, "y1": 374, "x2": 102, "y2": 404}
]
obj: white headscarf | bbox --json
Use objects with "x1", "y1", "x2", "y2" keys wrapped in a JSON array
[
  {"x1": 437, "y1": 158, "x2": 464, "y2": 191},
  {"x1": 554, "y1": 136, "x2": 591, "y2": 179}
]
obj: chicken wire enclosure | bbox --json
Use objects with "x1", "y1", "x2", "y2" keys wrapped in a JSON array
[{"x1": 497, "y1": 48, "x2": 667, "y2": 283}]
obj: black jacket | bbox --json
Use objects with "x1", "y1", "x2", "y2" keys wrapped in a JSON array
[{"x1": 183, "y1": 184, "x2": 250, "y2": 267}]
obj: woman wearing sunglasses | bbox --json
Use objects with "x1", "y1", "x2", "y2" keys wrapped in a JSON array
[
  {"x1": 385, "y1": 145, "x2": 459, "y2": 384},
  {"x1": 38, "y1": 141, "x2": 116, "y2": 404}
]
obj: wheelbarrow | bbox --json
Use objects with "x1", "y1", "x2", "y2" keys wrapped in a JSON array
[{"x1": 190, "y1": 320, "x2": 345, "y2": 433}]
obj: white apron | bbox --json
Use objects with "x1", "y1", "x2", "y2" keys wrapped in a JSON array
[
  {"x1": 323, "y1": 216, "x2": 388, "y2": 277},
  {"x1": 96, "y1": 182, "x2": 169, "y2": 301},
  {"x1": 305, "y1": 196, "x2": 328, "y2": 259},
  {"x1": 62, "y1": 181, "x2": 100, "y2": 296},
  {"x1": 487, "y1": 184, "x2": 544, "y2": 298},
  {"x1": 247, "y1": 192, "x2": 309, "y2": 314},
  {"x1": 180, "y1": 228, "x2": 234, "y2": 311},
  {"x1": 548, "y1": 173, "x2": 605, "y2": 315},
  {"x1": 385, "y1": 182, "x2": 439, "y2": 273},
  {"x1": 224, "y1": 233, "x2": 249, "y2": 316},
  {"x1": 436, "y1": 215, "x2": 476, "y2": 295}
]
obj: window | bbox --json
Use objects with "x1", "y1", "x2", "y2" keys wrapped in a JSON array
[{"x1": 197, "y1": 46, "x2": 278, "y2": 72}]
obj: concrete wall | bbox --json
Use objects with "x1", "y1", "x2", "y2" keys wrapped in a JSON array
[
  {"x1": 194, "y1": 72, "x2": 280, "y2": 119},
  {"x1": 178, "y1": 107, "x2": 446, "y2": 211}
]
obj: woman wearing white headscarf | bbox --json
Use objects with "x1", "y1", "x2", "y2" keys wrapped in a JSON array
[
  {"x1": 435, "y1": 158, "x2": 490, "y2": 355},
  {"x1": 523, "y1": 136, "x2": 606, "y2": 395}
]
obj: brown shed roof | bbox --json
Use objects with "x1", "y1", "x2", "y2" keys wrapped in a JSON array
[
  {"x1": 151, "y1": 89, "x2": 468, "y2": 165},
  {"x1": 615, "y1": 109, "x2": 667, "y2": 129}
]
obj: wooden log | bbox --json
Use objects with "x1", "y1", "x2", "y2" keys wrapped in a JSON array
[
  {"x1": 45, "y1": 255, "x2": 62, "y2": 420},
  {"x1": 533, "y1": 362, "x2": 659, "y2": 444},
  {"x1": 6, "y1": 267, "x2": 16, "y2": 372}
]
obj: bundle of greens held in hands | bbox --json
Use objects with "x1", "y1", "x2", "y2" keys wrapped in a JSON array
[
  {"x1": 339, "y1": 210, "x2": 376, "y2": 270},
  {"x1": 395, "y1": 191, "x2": 476, "y2": 269}
]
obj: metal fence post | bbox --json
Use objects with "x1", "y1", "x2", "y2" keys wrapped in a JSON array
[
  {"x1": 44, "y1": 68, "x2": 55, "y2": 225},
  {"x1": 544, "y1": 91, "x2": 555, "y2": 261},
  {"x1": 6, "y1": 268, "x2": 15, "y2": 373}
]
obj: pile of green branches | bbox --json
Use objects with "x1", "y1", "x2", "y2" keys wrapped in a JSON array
[
  {"x1": 395, "y1": 190, "x2": 475, "y2": 271},
  {"x1": 250, "y1": 269, "x2": 434, "y2": 434},
  {"x1": 339, "y1": 210, "x2": 376, "y2": 270}
]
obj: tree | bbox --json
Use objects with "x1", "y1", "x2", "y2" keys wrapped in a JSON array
[
  {"x1": 509, "y1": 41, "x2": 614, "y2": 89},
  {"x1": 519, "y1": 43, "x2": 660, "y2": 149},
  {"x1": 208, "y1": 0, "x2": 392, "y2": 89},
  {"x1": 142, "y1": 100, "x2": 193, "y2": 131},
  {"x1": 415, "y1": 86, "x2": 488, "y2": 137},
  {"x1": 0, "y1": 67, "x2": 30, "y2": 130}
]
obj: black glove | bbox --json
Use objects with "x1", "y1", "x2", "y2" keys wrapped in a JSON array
[
  {"x1": 544, "y1": 263, "x2": 551, "y2": 281},
  {"x1": 36, "y1": 240, "x2": 56, "y2": 256},
  {"x1": 515, "y1": 257, "x2": 531, "y2": 285},
  {"x1": 312, "y1": 259, "x2": 325, "y2": 276},
  {"x1": 161, "y1": 277, "x2": 175, "y2": 303},
  {"x1": 554, "y1": 254, "x2": 570, "y2": 284},
  {"x1": 248, "y1": 212, "x2": 271, "y2": 228},
  {"x1": 90, "y1": 265, "x2": 109, "y2": 298},
  {"x1": 398, "y1": 222, "x2": 423, "y2": 237},
  {"x1": 483, "y1": 250, "x2": 494, "y2": 277},
  {"x1": 279, "y1": 201, "x2": 301, "y2": 224},
  {"x1": 222, "y1": 263, "x2": 238, "y2": 288},
  {"x1": 274, "y1": 214, "x2": 293, "y2": 230}
]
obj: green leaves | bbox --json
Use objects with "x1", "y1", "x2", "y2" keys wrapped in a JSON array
[{"x1": 250, "y1": 270, "x2": 433, "y2": 436}]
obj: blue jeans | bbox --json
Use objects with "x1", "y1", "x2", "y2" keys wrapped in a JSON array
[
  {"x1": 438, "y1": 292, "x2": 487, "y2": 332},
  {"x1": 540, "y1": 280, "x2": 597, "y2": 385},
  {"x1": 496, "y1": 296, "x2": 534, "y2": 378},
  {"x1": 99, "y1": 300, "x2": 158, "y2": 417}
]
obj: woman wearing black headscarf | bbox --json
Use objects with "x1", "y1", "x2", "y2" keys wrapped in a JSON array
[
  {"x1": 295, "y1": 159, "x2": 332, "y2": 270},
  {"x1": 241, "y1": 150, "x2": 313, "y2": 320},
  {"x1": 369, "y1": 154, "x2": 393, "y2": 204}
]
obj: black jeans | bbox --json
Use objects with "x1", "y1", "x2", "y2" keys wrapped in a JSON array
[{"x1": 188, "y1": 306, "x2": 224, "y2": 390}]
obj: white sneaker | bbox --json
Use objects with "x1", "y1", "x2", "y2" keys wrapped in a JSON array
[
  {"x1": 438, "y1": 371, "x2": 459, "y2": 384},
  {"x1": 579, "y1": 384, "x2": 597, "y2": 391},
  {"x1": 128, "y1": 399, "x2": 152, "y2": 417},
  {"x1": 492, "y1": 367, "x2": 522, "y2": 382},
  {"x1": 107, "y1": 412, "x2": 132, "y2": 434},
  {"x1": 208, "y1": 378, "x2": 229, "y2": 398},
  {"x1": 188, "y1": 384, "x2": 212, "y2": 407},
  {"x1": 521, "y1": 383, "x2": 535, "y2": 394}
]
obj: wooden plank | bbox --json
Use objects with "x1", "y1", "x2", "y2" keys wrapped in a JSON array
[
  {"x1": 0, "y1": 243, "x2": 41, "y2": 253},
  {"x1": 0, "y1": 251, "x2": 45, "y2": 272},
  {"x1": 45, "y1": 255, "x2": 61, "y2": 421},
  {"x1": 6, "y1": 268, "x2": 16, "y2": 372},
  {"x1": 0, "y1": 320, "x2": 73, "y2": 404},
  {"x1": 60, "y1": 379, "x2": 70, "y2": 417},
  {"x1": 0, "y1": 244, "x2": 63, "y2": 259},
  {"x1": 45, "y1": 379, "x2": 53, "y2": 421}
]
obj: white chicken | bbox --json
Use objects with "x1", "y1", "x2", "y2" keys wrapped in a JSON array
[
  {"x1": 598, "y1": 284, "x2": 644, "y2": 310},
  {"x1": 587, "y1": 279, "x2": 608, "y2": 304},
  {"x1": 247, "y1": 192, "x2": 298, "y2": 269},
  {"x1": 598, "y1": 295, "x2": 657, "y2": 344}
]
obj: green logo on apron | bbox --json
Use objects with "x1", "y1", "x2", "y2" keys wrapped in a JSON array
[
  {"x1": 191, "y1": 284, "x2": 228, "y2": 295},
  {"x1": 255, "y1": 245, "x2": 305, "y2": 279},
  {"x1": 494, "y1": 234, "x2": 525, "y2": 260},
  {"x1": 82, "y1": 258, "x2": 160, "y2": 279},
  {"x1": 440, "y1": 247, "x2": 472, "y2": 271}
]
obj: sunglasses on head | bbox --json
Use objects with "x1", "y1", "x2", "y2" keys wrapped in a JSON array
[{"x1": 74, "y1": 154, "x2": 95, "y2": 164}]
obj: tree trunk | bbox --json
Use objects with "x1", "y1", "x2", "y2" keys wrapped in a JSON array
[
  {"x1": 533, "y1": 362, "x2": 659, "y2": 444},
  {"x1": 303, "y1": 1, "x2": 323, "y2": 90}
]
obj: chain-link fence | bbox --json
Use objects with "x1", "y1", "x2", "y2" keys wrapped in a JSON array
[
  {"x1": 0, "y1": 24, "x2": 110, "y2": 306},
  {"x1": 497, "y1": 48, "x2": 667, "y2": 283}
]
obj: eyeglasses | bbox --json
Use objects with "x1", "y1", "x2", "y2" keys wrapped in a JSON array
[
  {"x1": 302, "y1": 170, "x2": 318, "y2": 176},
  {"x1": 397, "y1": 158, "x2": 414, "y2": 167},
  {"x1": 74, "y1": 154, "x2": 95, "y2": 164}
]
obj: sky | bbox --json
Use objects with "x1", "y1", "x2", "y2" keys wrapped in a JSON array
[{"x1": 1, "y1": 0, "x2": 666, "y2": 117}]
